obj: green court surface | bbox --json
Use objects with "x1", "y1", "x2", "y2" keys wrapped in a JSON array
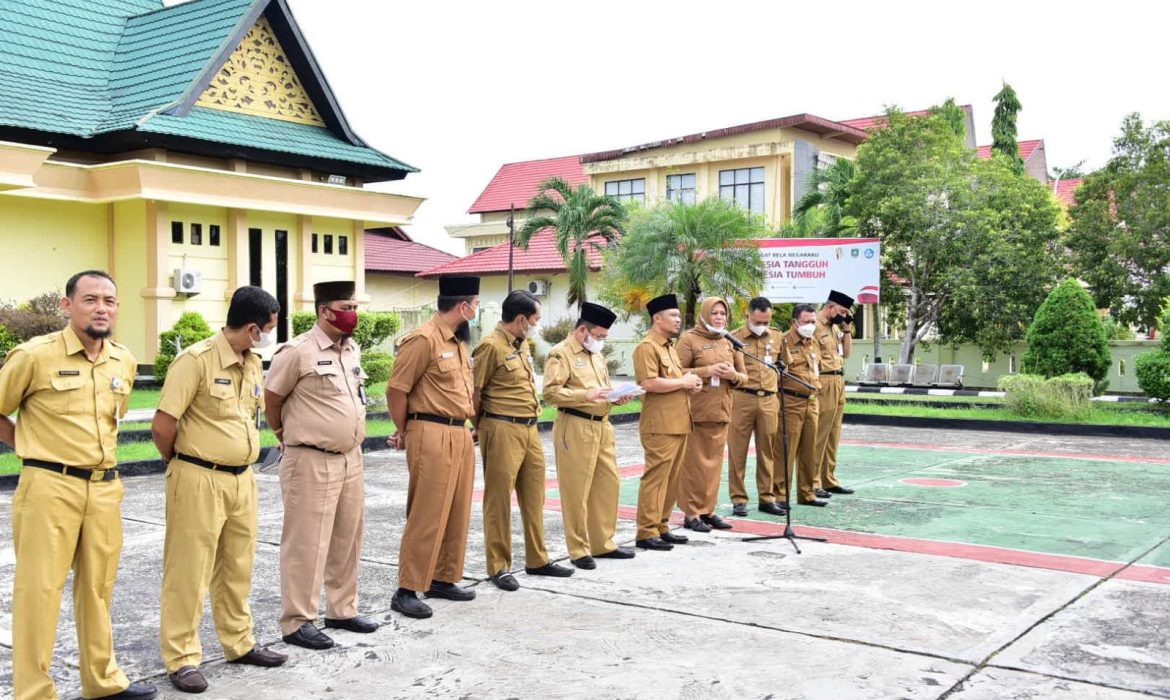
[{"x1": 554, "y1": 444, "x2": 1170, "y2": 565}]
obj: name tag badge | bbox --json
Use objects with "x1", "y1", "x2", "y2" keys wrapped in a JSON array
[
  {"x1": 254, "y1": 383, "x2": 261, "y2": 398},
  {"x1": 711, "y1": 375, "x2": 720, "y2": 387},
  {"x1": 838, "y1": 343, "x2": 844, "y2": 356},
  {"x1": 214, "y1": 378, "x2": 232, "y2": 385},
  {"x1": 58, "y1": 370, "x2": 80, "y2": 376},
  {"x1": 505, "y1": 352, "x2": 519, "y2": 361},
  {"x1": 574, "y1": 359, "x2": 586, "y2": 368},
  {"x1": 317, "y1": 360, "x2": 333, "y2": 366},
  {"x1": 441, "y1": 351, "x2": 455, "y2": 359},
  {"x1": 811, "y1": 355, "x2": 820, "y2": 378},
  {"x1": 702, "y1": 343, "x2": 715, "y2": 350}
]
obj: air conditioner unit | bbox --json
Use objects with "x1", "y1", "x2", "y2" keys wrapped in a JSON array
[
  {"x1": 526, "y1": 279, "x2": 549, "y2": 296},
  {"x1": 173, "y1": 268, "x2": 203, "y2": 294}
]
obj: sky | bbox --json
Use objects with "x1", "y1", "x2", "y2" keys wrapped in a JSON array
[{"x1": 283, "y1": 0, "x2": 1170, "y2": 255}]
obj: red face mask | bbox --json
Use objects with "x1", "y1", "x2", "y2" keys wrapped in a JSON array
[{"x1": 330, "y1": 309, "x2": 358, "y2": 335}]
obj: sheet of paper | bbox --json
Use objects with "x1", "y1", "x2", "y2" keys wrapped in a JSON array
[{"x1": 607, "y1": 382, "x2": 646, "y2": 402}]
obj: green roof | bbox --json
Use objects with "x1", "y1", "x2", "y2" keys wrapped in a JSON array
[{"x1": 0, "y1": 0, "x2": 416, "y2": 179}]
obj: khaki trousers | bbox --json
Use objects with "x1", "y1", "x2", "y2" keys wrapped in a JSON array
[
  {"x1": 479, "y1": 418, "x2": 549, "y2": 575},
  {"x1": 278, "y1": 445, "x2": 365, "y2": 636},
  {"x1": 727, "y1": 392, "x2": 779, "y2": 504},
  {"x1": 678, "y1": 421, "x2": 729, "y2": 517},
  {"x1": 814, "y1": 375, "x2": 846, "y2": 490},
  {"x1": 635, "y1": 432, "x2": 688, "y2": 540},
  {"x1": 774, "y1": 396, "x2": 820, "y2": 503},
  {"x1": 553, "y1": 415, "x2": 619, "y2": 560},
  {"x1": 11, "y1": 467, "x2": 130, "y2": 700},
  {"x1": 160, "y1": 459, "x2": 258, "y2": 672},
  {"x1": 398, "y1": 421, "x2": 475, "y2": 592}
]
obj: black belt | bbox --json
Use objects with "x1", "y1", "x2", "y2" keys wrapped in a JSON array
[
  {"x1": 23, "y1": 459, "x2": 119, "y2": 481},
  {"x1": 175, "y1": 453, "x2": 251, "y2": 475},
  {"x1": 822, "y1": 370, "x2": 844, "y2": 376},
  {"x1": 286, "y1": 444, "x2": 344, "y2": 455},
  {"x1": 408, "y1": 412, "x2": 466, "y2": 427},
  {"x1": 558, "y1": 407, "x2": 607, "y2": 422},
  {"x1": 781, "y1": 388, "x2": 814, "y2": 400},
  {"x1": 483, "y1": 412, "x2": 539, "y2": 426},
  {"x1": 735, "y1": 387, "x2": 776, "y2": 397}
]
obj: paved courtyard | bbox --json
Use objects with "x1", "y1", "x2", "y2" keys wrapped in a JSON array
[{"x1": 1, "y1": 423, "x2": 1168, "y2": 699}]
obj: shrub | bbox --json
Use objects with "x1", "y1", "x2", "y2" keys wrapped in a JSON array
[
  {"x1": 1022, "y1": 279, "x2": 1110, "y2": 394},
  {"x1": 0, "y1": 290, "x2": 67, "y2": 346},
  {"x1": 999, "y1": 372, "x2": 1093, "y2": 420},
  {"x1": 1135, "y1": 351, "x2": 1170, "y2": 401},
  {"x1": 291, "y1": 311, "x2": 315, "y2": 337},
  {"x1": 1102, "y1": 316, "x2": 1135, "y2": 341},
  {"x1": 292, "y1": 310, "x2": 401, "y2": 350},
  {"x1": 361, "y1": 352, "x2": 394, "y2": 388},
  {"x1": 0, "y1": 325, "x2": 19, "y2": 361},
  {"x1": 539, "y1": 318, "x2": 574, "y2": 346},
  {"x1": 1162, "y1": 307, "x2": 1170, "y2": 353},
  {"x1": 154, "y1": 312, "x2": 214, "y2": 381}
]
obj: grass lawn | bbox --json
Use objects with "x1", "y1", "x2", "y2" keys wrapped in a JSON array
[{"x1": 845, "y1": 400, "x2": 1170, "y2": 427}]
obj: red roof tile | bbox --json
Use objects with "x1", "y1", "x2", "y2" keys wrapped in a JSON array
[
  {"x1": 839, "y1": 105, "x2": 973, "y2": 131},
  {"x1": 976, "y1": 139, "x2": 1043, "y2": 162},
  {"x1": 1050, "y1": 177, "x2": 1083, "y2": 207},
  {"x1": 365, "y1": 233, "x2": 457, "y2": 274},
  {"x1": 468, "y1": 155, "x2": 588, "y2": 214},
  {"x1": 417, "y1": 229, "x2": 611, "y2": 277}
]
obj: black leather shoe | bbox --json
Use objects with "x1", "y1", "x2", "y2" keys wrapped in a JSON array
[
  {"x1": 571, "y1": 556, "x2": 596, "y2": 569},
  {"x1": 229, "y1": 647, "x2": 287, "y2": 667},
  {"x1": 594, "y1": 546, "x2": 635, "y2": 559},
  {"x1": 426, "y1": 581, "x2": 476, "y2": 601},
  {"x1": 526, "y1": 562, "x2": 575, "y2": 577},
  {"x1": 683, "y1": 516, "x2": 711, "y2": 532},
  {"x1": 324, "y1": 615, "x2": 379, "y2": 633},
  {"x1": 168, "y1": 666, "x2": 205, "y2": 694},
  {"x1": 489, "y1": 571, "x2": 520, "y2": 591},
  {"x1": 827, "y1": 485, "x2": 855, "y2": 494},
  {"x1": 636, "y1": 537, "x2": 674, "y2": 551},
  {"x1": 731, "y1": 503, "x2": 748, "y2": 517},
  {"x1": 758, "y1": 501, "x2": 789, "y2": 516},
  {"x1": 92, "y1": 683, "x2": 159, "y2": 699},
  {"x1": 659, "y1": 531, "x2": 689, "y2": 545},
  {"x1": 815, "y1": 488, "x2": 833, "y2": 498},
  {"x1": 391, "y1": 590, "x2": 433, "y2": 618},
  {"x1": 701, "y1": 514, "x2": 733, "y2": 530},
  {"x1": 282, "y1": 622, "x2": 334, "y2": 650},
  {"x1": 798, "y1": 498, "x2": 829, "y2": 507}
]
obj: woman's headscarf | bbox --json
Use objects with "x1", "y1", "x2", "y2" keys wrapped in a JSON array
[{"x1": 694, "y1": 296, "x2": 729, "y2": 339}]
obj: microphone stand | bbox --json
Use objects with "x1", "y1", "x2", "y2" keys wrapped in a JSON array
[{"x1": 730, "y1": 341, "x2": 827, "y2": 553}]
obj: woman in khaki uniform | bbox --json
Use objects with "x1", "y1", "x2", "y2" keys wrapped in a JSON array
[{"x1": 677, "y1": 297, "x2": 747, "y2": 532}]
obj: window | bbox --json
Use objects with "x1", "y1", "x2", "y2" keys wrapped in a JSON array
[
  {"x1": 209, "y1": 225, "x2": 221, "y2": 246},
  {"x1": 324, "y1": 234, "x2": 334, "y2": 254},
  {"x1": 190, "y1": 223, "x2": 202, "y2": 246},
  {"x1": 471, "y1": 246, "x2": 491, "y2": 254},
  {"x1": 719, "y1": 167, "x2": 765, "y2": 214},
  {"x1": 339, "y1": 235, "x2": 348, "y2": 256},
  {"x1": 604, "y1": 178, "x2": 645, "y2": 205},
  {"x1": 666, "y1": 173, "x2": 696, "y2": 204},
  {"x1": 312, "y1": 234, "x2": 319, "y2": 253},
  {"x1": 171, "y1": 221, "x2": 183, "y2": 244}
]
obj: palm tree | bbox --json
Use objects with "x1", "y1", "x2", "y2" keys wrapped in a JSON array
[
  {"x1": 611, "y1": 198, "x2": 767, "y2": 327},
  {"x1": 792, "y1": 156, "x2": 858, "y2": 235},
  {"x1": 518, "y1": 177, "x2": 626, "y2": 312}
]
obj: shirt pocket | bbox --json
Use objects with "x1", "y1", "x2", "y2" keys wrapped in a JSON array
[
  {"x1": 47, "y1": 376, "x2": 86, "y2": 414},
  {"x1": 314, "y1": 365, "x2": 345, "y2": 393},
  {"x1": 208, "y1": 382, "x2": 237, "y2": 418},
  {"x1": 502, "y1": 356, "x2": 524, "y2": 375}
]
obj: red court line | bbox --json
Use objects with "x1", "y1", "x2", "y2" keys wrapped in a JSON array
[
  {"x1": 840, "y1": 439, "x2": 1170, "y2": 466},
  {"x1": 1116, "y1": 565, "x2": 1170, "y2": 585}
]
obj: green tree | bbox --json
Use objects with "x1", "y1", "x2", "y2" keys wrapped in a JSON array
[
  {"x1": 792, "y1": 156, "x2": 857, "y2": 235},
  {"x1": 1066, "y1": 114, "x2": 1170, "y2": 329},
  {"x1": 604, "y1": 198, "x2": 766, "y2": 327},
  {"x1": 518, "y1": 177, "x2": 625, "y2": 313},
  {"x1": 1022, "y1": 279, "x2": 1110, "y2": 391},
  {"x1": 1134, "y1": 308, "x2": 1170, "y2": 400},
  {"x1": 154, "y1": 312, "x2": 214, "y2": 380},
  {"x1": 992, "y1": 83, "x2": 1024, "y2": 171}
]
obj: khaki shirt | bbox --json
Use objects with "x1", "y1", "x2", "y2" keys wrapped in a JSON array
[
  {"x1": 633, "y1": 330, "x2": 690, "y2": 435},
  {"x1": 266, "y1": 324, "x2": 367, "y2": 453},
  {"x1": 387, "y1": 314, "x2": 474, "y2": 421},
  {"x1": 815, "y1": 317, "x2": 845, "y2": 373},
  {"x1": 677, "y1": 329, "x2": 747, "y2": 423},
  {"x1": 542, "y1": 334, "x2": 611, "y2": 418},
  {"x1": 731, "y1": 326, "x2": 784, "y2": 392},
  {"x1": 780, "y1": 328, "x2": 821, "y2": 396},
  {"x1": 0, "y1": 326, "x2": 136, "y2": 469},
  {"x1": 472, "y1": 325, "x2": 540, "y2": 418},
  {"x1": 158, "y1": 331, "x2": 264, "y2": 466}
]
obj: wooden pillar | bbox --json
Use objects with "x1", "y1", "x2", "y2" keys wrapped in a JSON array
[{"x1": 140, "y1": 199, "x2": 176, "y2": 362}]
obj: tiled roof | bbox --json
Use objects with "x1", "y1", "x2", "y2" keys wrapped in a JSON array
[
  {"x1": 975, "y1": 139, "x2": 1043, "y2": 162},
  {"x1": 1051, "y1": 177, "x2": 1083, "y2": 207},
  {"x1": 468, "y1": 155, "x2": 587, "y2": 214},
  {"x1": 417, "y1": 228, "x2": 611, "y2": 277},
  {"x1": 365, "y1": 233, "x2": 457, "y2": 274},
  {"x1": 838, "y1": 105, "x2": 974, "y2": 131}
]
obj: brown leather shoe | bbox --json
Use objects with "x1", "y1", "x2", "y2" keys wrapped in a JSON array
[
  {"x1": 169, "y1": 666, "x2": 208, "y2": 694},
  {"x1": 228, "y1": 646, "x2": 288, "y2": 667}
]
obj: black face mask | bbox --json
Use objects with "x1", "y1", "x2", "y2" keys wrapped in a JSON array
[{"x1": 455, "y1": 321, "x2": 471, "y2": 344}]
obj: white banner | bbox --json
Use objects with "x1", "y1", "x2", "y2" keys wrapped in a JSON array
[{"x1": 759, "y1": 238, "x2": 881, "y2": 304}]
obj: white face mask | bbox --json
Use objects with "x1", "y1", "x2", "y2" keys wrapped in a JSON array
[
  {"x1": 524, "y1": 317, "x2": 540, "y2": 337},
  {"x1": 253, "y1": 327, "x2": 275, "y2": 349},
  {"x1": 461, "y1": 303, "x2": 477, "y2": 324},
  {"x1": 583, "y1": 334, "x2": 604, "y2": 354},
  {"x1": 748, "y1": 324, "x2": 768, "y2": 337},
  {"x1": 796, "y1": 323, "x2": 816, "y2": 339},
  {"x1": 704, "y1": 322, "x2": 725, "y2": 334}
]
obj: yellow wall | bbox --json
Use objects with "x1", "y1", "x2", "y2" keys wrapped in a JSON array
[
  {"x1": 165, "y1": 202, "x2": 230, "y2": 331},
  {"x1": 308, "y1": 216, "x2": 357, "y2": 284},
  {"x1": 366, "y1": 274, "x2": 439, "y2": 309},
  {"x1": 112, "y1": 200, "x2": 148, "y2": 358},
  {"x1": 0, "y1": 197, "x2": 110, "y2": 303}
]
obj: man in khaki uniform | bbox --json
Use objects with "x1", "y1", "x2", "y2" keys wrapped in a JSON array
[
  {"x1": 0, "y1": 271, "x2": 156, "y2": 700},
  {"x1": 775, "y1": 304, "x2": 825, "y2": 507},
  {"x1": 813, "y1": 290, "x2": 857, "y2": 498},
  {"x1": 633, "y1": 294, "x2": 702, "y2": 551},
  {"x1": 153, "y1": 286, "x2": 287, "y2": 694},
  {"x1": 473, "y1": 290, "x2": 573, "y2": 590},
  {"x1": 265, "y1": 281, "x2": 378, "y2": 650},
  {"x1": 386, "y1": 275, "x2": 480, "y2": 619},
  {"x1": 727, "y1": 297, "x2": 789, "y2": 518},
  {"x1": 544, "y1": 302, "x2": 634, "y2": 569}
]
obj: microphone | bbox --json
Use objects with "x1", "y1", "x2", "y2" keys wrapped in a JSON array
[{"x1": 720, "y1": 330, "x2": 745, "y2": 350}]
